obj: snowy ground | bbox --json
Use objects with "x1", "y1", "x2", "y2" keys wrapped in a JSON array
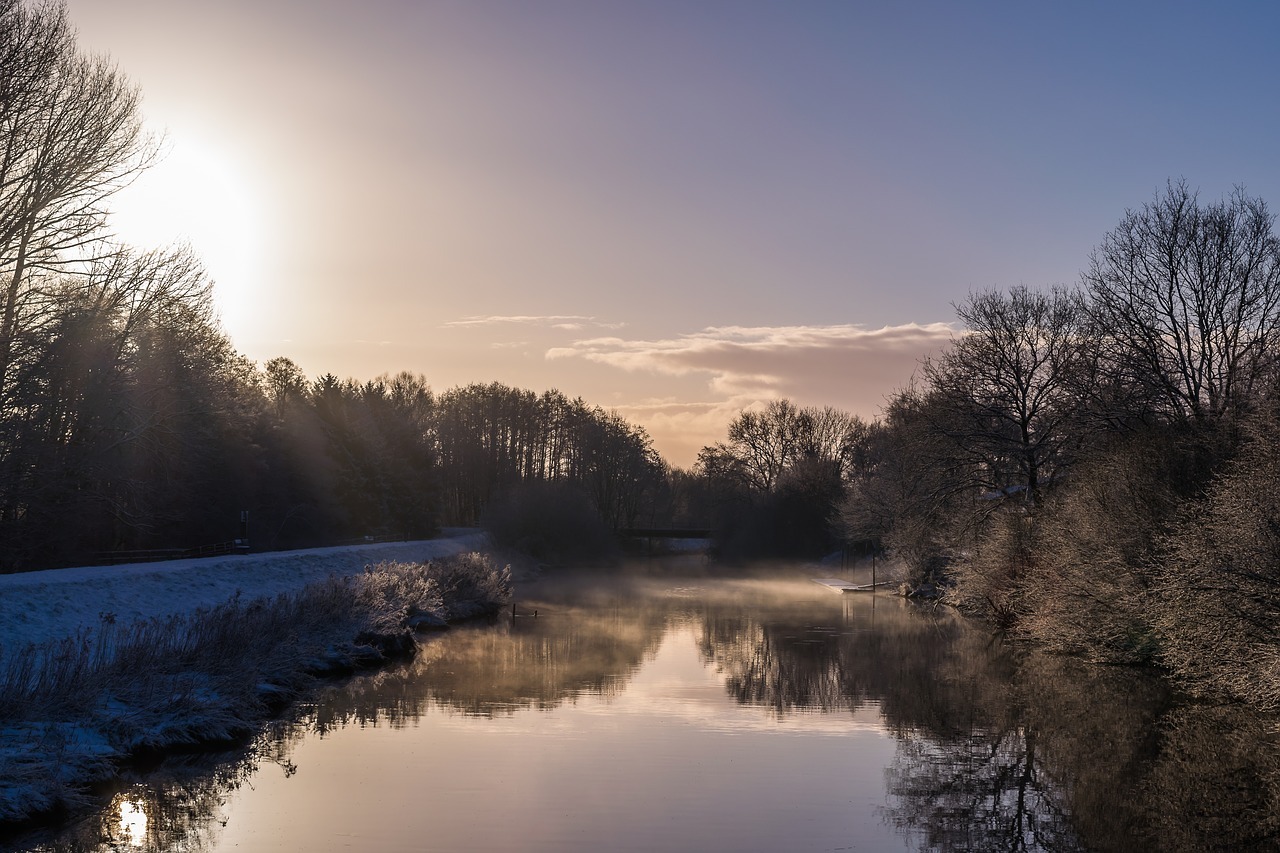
[
  {"x1": 0, "y1": 531, "x2": 488, "y2": 651},
  {"x1": 0, "y1": 530, "x2": 500, "y2": 826}
]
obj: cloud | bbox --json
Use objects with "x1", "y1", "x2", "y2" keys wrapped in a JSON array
[
  {"x1": 549, "y1": 322, "x2": 957, "y2": 466},
  {"x1": 445, "y1": 314, "x2": 624, "y2": 329},
  {"x1": 548, "y1": 322, "x2": 956, "y2": 402}
]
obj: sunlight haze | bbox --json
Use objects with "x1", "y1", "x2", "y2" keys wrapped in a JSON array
[
  {"x1": 108, "y1": 134, "x2": 265, "y2": 338},
  {"x1": 65, "y1": 0, "x2": 1280, "y2": 465}
]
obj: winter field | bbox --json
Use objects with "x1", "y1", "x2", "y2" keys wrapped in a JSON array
[
  {"x1": 0, "y1": 531, "x2": 508, "y2": 827},
  {"x1": 0, "y1": 532, "x2": 487, "y2": 648}
]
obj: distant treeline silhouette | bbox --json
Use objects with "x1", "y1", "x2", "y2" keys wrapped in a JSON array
[{"x1": 0, "y1": 0, "x2": 680, "y2": 571}]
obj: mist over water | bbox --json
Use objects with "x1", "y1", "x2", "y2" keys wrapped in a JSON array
[{"x1": 12, "y1": 562, "x2": 1280, "y2": 852}]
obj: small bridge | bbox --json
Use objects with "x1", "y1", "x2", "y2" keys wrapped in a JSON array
[{"x1": 619, "y1": 528, "x2": 712, "y2": 556}]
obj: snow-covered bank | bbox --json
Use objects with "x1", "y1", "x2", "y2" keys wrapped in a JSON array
[
  {"x1": 0, "y1": 533, "x2": 505, "y2": 828},
  {"x1": 0, "y1": 531, "x2": 488, "y2": 650}
]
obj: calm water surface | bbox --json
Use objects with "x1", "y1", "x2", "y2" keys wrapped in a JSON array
[{"x1": 13, "y1": 565, "x2": 1280, "y2": 852}]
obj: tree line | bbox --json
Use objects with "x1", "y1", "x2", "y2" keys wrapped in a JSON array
[
  {"x1": 683, "y1": 179, "x2": 1280, "y2": 711},
  {"x1": 0, "y1": 1, "x2": 671, "y2": 571},
  {"x1": 836, "y1": 180, "x2": 1280, "y2": 712}
]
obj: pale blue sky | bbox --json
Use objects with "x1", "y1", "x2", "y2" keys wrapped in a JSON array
[{"x1": 67, "y1": 0, "x2": 1280, "y2": 463}]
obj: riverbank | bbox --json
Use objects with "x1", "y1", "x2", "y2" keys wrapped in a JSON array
[
  {"x1": 0, "y1": 532, "x2": 488, "y2": 647},
  {"x1": 0, "y1": 533, "x2": 510, "y2": 828}
]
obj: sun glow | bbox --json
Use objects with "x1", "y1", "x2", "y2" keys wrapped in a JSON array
[
  {"x1": 108, "y1": 134, "x2": 263, "y2": 339},
  {"x1": 113, "y1": 795, "x2": 148, "y2": 847}
]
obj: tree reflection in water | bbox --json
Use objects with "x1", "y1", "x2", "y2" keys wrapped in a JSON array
[
  {"x1": 12, "y1": 569, "x2": 1280, "y2": 853},
  {"x1": 1145, "y1": 704, "x2": 1280, "y2": 851},
  {"x1": 696, "y1": 584, "x2": 1280, "y2": 852},
  {"x1": 4, "y1": 731, "x2": 297, "y2": 852},
  {"x1": 696, "y1": 591, "x2": 1083, "y2": 849},
  {"x1": 312, "y1": 576, "x2": 671, "y2": 729}
]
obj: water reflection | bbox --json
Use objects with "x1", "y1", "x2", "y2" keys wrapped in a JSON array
[
  {"x1": 694, "y1": 586, "x2": 1084, "y2": 848},
  {"x1": 9, "y1": 569, "x2": 1280, "y2": 852},
  {"x1": 312, "y1": 579, "x2": 671, "y2": 730},
  {"x1": 8, "y1": 743, "x2": 277, "y2": 852},
  {"x1": 699, "y1": 591, "x2": 975, "y2": 724},
  {"x1": 1145, "y1": 704, "x2": 1280, "y2": 851},
  {"x1": 114, "y1": 799, "x2": 146, "y2": 848}
]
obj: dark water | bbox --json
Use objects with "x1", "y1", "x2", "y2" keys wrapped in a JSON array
[{"x1": 12, "y1": 567, "x2": 1280, "y2": 852}]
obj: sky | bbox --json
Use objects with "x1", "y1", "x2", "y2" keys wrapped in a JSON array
[{"x1": 64, "y1": 0, "x2": 1280, "y2": 466}]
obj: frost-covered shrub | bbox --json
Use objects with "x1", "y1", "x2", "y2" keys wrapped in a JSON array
[
  {"x1": 361, "y1": 554, "x2": 510, "y2": 622},
  {"x1": 945, "y1": 512, "x2": 1035, "y2": 631},
  {"x1": 1154, "y1": 419, "x2": 1280, "y2": 709},
  {"x1": 353, "y1": 561, "x2": 446, "y2": 633},
  {"x1": 883, "y1": 516, "x2": 953, "y2": 591},
  {"x1": 423, "y1": 552, "x2": 511, "y2": 619},
  {"x1": 1022, "y1": 435, "x2": 1211, "y2": 664}
]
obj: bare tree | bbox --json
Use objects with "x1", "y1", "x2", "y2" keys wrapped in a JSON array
[
  {"x1": 0, "y1": 244, "x2": 248, "y2": 567},
  {"x1": 721, "y1": 399, "x2": 810, "y2": 492},
  {"x1": 802, "y1": 405, "x2": 870, "y2": 478},
  {"x1": 1084, "y1": 180, "x2": 1280, "y2": 425},
  {"x1": 922, "y1": 285, "x2": 1092, "y2": 505},
  {"x1": 263, "y1": 356, "x2": 308, "y2": 420},
  {"x1": 0, "y1": 0, "x2": 156, "y2": 399},
  {"x1": 706, "y1": 399, "x2": 867, "y2": 494}
]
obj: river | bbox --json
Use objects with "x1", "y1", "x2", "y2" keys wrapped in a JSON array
[{"x1": 9, "y1": 563, "x2": 1280, "y2": 852}]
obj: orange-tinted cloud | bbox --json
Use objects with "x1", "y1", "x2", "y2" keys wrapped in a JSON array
[
  {"x1": 548, "y1": 323, "x2": 956, "y2": 466},
  {"x1": 549, "y1": 322, "x2": 954, "y2": 403}
]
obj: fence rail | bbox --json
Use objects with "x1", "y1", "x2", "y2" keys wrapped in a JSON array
[
  {"x1": 93, "y1": 540, "x2": 244, "y2": 565},
  {"x1": 92, "y1": 532, "x2": 420, "y2": 567}
]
